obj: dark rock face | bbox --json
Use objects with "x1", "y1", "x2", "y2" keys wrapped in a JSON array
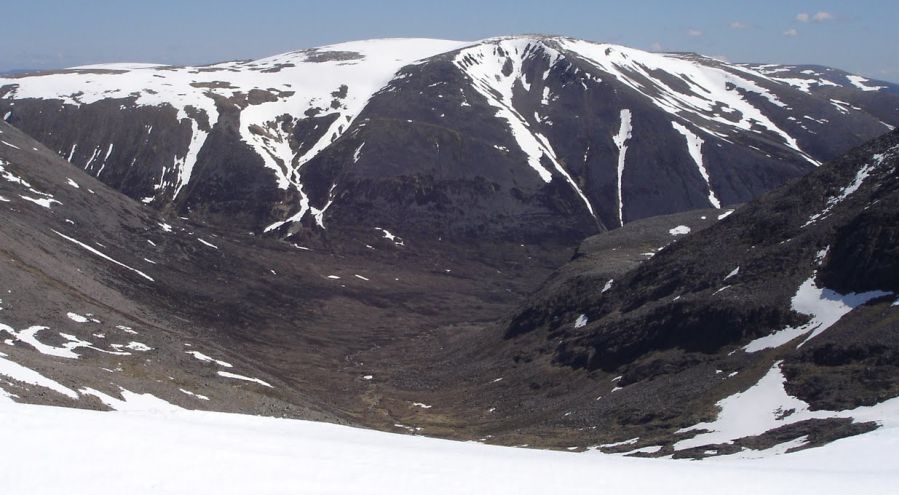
[
  {"x1": 819, "y1": 208, "x2": 899, "y2": 294},
  {"x1": 483, "y1": 130, "x2": 899, "y2": 454},
  {"x1": 3, "y1": 37, "x2": 898, "y2": 245},
  {"x1": 507, "y1": 130, "x2": 899, "y2": 369},
  {"x1": 783, "y1": 300, "x2": 899, "y2": 410}
]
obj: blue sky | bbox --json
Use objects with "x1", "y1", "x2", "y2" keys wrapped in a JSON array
[{"x1": 3, "y1": 0, "x2": 898, "y2": 82}]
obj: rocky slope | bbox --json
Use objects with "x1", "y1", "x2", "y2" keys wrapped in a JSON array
[
  {"x1": 0, "y1": 119, "x2": 571, "y2": 427},
  {"x1": 459, "y1": 128, "x2": 899, "y2": 456},
  {"x1": 3, "y1": 116, "x2": 898, "y2": 457},
  {"x1": 2, "y1": 36, "x2": 897, "y2": 243}
]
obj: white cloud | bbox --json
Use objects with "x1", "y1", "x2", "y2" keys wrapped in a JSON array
[
  {"x1": 729, "y1": 21, "x2": 747, "y2": 30},
  {"x1": 687, "y1": 29, "x2": 703, "y2": 37},
  {"x1": 797, "y1": 11, "x2": 834, "y2": 23},
  {"x1": 650, "y1": 41, "x2": 662, "y2": 51},
  {"x1": 783, "y1": 28, "x2": 799, "y2": 37}
]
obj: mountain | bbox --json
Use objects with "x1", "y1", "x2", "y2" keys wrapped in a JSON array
[
  {"x1": 742, "y1": 63, "x2": 899, "y2": 126},
  {"x1": 0, "y1": 118, "x2": 569, "y2": 426},
  {"x1": 2, "y1": 36, "x2": 899, "y2": 460},
  {"x1": 464, "y1": 129, "x2": 899, "y2": 456},
  {"x1": 2, "y1": 36, "x2": 897, "y2": 244}
]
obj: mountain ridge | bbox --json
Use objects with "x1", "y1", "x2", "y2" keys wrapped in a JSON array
[{"x1": 3, "y1": 35, "x2": 897, "y2": 244}]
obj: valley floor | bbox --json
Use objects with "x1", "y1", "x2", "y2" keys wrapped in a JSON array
[{"x1": 1, "y1": 395, "x2": 896, "y2": 494}]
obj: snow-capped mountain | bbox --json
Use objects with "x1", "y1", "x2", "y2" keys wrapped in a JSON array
[
  {"x1": 2, "y1": 36, "x2": 897, "y2": 241},
  {"x1": 2, "y1": 89, "x2": 899, "y2": 460}
]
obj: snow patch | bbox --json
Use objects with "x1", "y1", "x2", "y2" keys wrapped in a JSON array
[
  {"x1": 675, "y1": 361, "x2": 899, "y2": 451},
  {"x1": 671, "y1": 122, "x2": 720, "y2": 208},
  {"x1": 0, "y1": 352, "x2": 79, "y2": 399},
  {"x1": 20, "y1": 195, "x2": 60, "y2": 209},
  {"x1": 574, "y1": 314, "x2": 588, "y2": 328},
  {"x1": 186, "y1": 350, "x2": 233, "y2": 368},
  {"x1": 53, "y1": 230, "x2": 154, "y2": 282},
  {"x1": 803, "y1": 148, "x2": 896, "y2": 227},
  {"x1": 602, "y1": 280, "x2": 614, "y2": 293},
  {"x1": 67, "y1": 312, "x2": 89, "y2": 323},
  {"x1": 613, "y1": 109, "x2": 633, "y2": 225},
  {"x1": 846, "y1": 75, "x2": 886, "y2": 92},
  {"x1": 179, "y1": 388, "x2": 210, "y2": 401},
  {"x1": 745, "y1": 275, "x2": 892, "y2": 353},
  {"x1": 218, "y1": 371, "x2": 273, "y2": 388},
  {"x1": 197, "y1": 238, "x2": 219, "y2": 249}
]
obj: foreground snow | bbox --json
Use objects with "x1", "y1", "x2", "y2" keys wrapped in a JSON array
[{"x1": 1, "y1": 399, "x2": 897, "y2": 494}]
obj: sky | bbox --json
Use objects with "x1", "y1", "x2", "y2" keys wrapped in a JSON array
[{"x1": 2, "y1": 0, "x2": 898, "y2": 82}]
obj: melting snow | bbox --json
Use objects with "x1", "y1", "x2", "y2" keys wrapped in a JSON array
[
  {"x1": 116, "y1": 325, "x2": 138, "y2": 335},
  {"x1": 453, "y1": 39, "x2": 595, "y2": 219},
  {"x1": 185, "y1": 350, "x2": 233, "y2": 368},
  {"x1": 180, "y1": 388, "x2": 210, "y2": 401},
  {"x1": 67, "y1": 312, "x2": 89, "y2": 323},
  {"x1": 613, "y1": 109, "x2": 633, "y2": 225},
  {"x1": 669, "y1": 225, "x2": 691, "y2": 236},
  {"x1": 375, "y1": 227, "x2": 405, "y2": 246},
  {"x1": 676, "y1": 360, "x2": 899, "y2": 451},
  {"x1": 19, "y1": 195, "x2": 60, "y2": 209},
  {"x1": 0, "y1": 351, "x2": 79, "y2": 399},
  {"x1": 2, "y1": 323, "x2": 97, "y2": 359},
  {"x1": 671, "y1": 122, "x2": 720, "y2": 208},
  {"x1": 574, "y1": 314, "x2": 588, "y2": 328},
  {"x1": 846, "y1": 75, "x2": 886, "y2": 92},
  {"x1": 744, "y1": 275, "x2": 892, "y2": 353},
  {"x1": 803, "y1": 147, "x2": 896, "y2": 227},
  {"x1": 559, "y1": 39, "x2": 819, "y2": 166},
  {"x1": 599, "y1": 437, "x2": 640, "y2": 449},
  {"x1": 197, "y1": 238, "x2": 219, "y2": 249},
  {"x1": 125, "y1": 342, "x2": 153, "y2": 352},
  {"x1": 80, "y1": 387, "x2": 181, "y2": 412},
  {"x1": 217, "y1": 371, "x2": 273, "y2": 388},
  {"x1": 53, "y1": 230, "x2": 154, "y2": 282},
  {"x1": 724, "y1": 267, "x2": 739, "y2": 281}
]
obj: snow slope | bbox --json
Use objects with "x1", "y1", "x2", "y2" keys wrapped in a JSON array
[
  {"x1": 675, "y1": 361, "x2": 899, "y2": 452},
  {"x1": 1, "y1": 396, "x2": 897, "y2": 494},
  {"x1": 557, "y1": 39, "x2": 821, "y2": 166}
]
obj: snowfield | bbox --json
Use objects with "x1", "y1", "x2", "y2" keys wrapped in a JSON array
[{"x1": 1, "y1": 397, "x2": 897, "y2": 494}]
